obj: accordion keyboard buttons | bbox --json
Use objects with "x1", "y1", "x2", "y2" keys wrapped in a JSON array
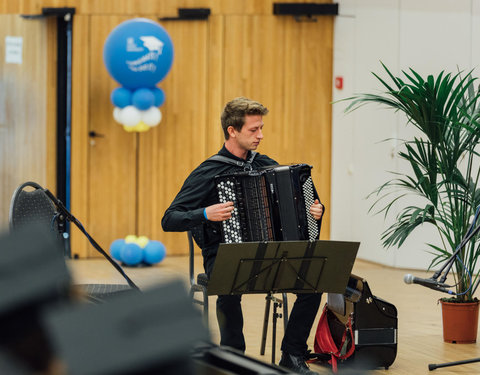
[
  {"x1": 217, "y1": 180, "x2": 243, "y2": 243},
  {"x1": 302, "y1": 176, "x2": 319, "y2": 241}
]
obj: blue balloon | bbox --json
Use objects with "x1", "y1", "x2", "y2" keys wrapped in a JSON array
[
  {"x1": 111, "y1": 87, "x2": 132, "y2": 108},
  {"x1": 103, "y1": 18, "x2": 174, "y2": 89},
  {"x1": 152, "y1": 87, "x2": 165, "y2": 107},
  {"x1": 143, "y1": 240, "x2": 166, "y2": 264},
  {"x1": 120, "y1": 243, "x2": 143, "y2": 266},
  {"x1": 132, "y1": 88, "x2": 155, "y2": 110},
  {"x1": 110, "y1": 239, "x2": 125, "y2": 261}
]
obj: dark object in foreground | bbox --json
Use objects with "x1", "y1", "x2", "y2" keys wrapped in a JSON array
[
  {"x1": 193, "y1": 342, "x2": 296, "y2": 374},
  {"x1": 43, "y1": 280, "x2": 208, "y2": 375},
  {"x1": 0, "y1": 224, "x2": 72, "y2": 372}
]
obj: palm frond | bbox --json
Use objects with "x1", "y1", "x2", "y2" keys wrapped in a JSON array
[{"x1": 342, "y1": 64, "x2": 480, "y2": 300}]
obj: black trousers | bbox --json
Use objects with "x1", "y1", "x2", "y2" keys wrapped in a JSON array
[
  {"x1": 204, "y1": 249, "x2": 322, "y2": 356},
  {"x1": 216, "y1": 293, "x2": 322, "y2": 355}
]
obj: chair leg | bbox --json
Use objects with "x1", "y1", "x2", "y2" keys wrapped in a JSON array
[
  {"x1": 190, "y1": 286, "x2": 209, "y2": 330},
  {"x1": 202, "y1": 288, "x2": 209, "y2": 329},
  {"x1": 260, "y1": 292, "x2": 272, "y2": 355}
]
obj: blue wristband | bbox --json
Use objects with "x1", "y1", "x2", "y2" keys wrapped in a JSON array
[{"x1": 203, "y1": 208, "x2": 208, "y2": 220}]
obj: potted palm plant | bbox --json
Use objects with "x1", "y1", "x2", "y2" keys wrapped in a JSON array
[{"x1": 342, "y1": 63, "x2": 480, "y2": 343}]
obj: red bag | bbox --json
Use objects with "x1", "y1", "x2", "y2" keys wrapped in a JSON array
[{"x1": 313, "y1": 304, "x2": 355, "y2": 373}]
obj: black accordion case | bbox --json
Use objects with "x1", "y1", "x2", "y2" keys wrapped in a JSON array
[
  {"x1": 324, "y1": 274, "x2": 398, "y2": 370},
  {"x1": 214, "y1": 163, "x2": 321, "y2": 243}
]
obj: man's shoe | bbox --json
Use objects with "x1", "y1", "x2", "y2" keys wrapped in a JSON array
[{"x1": 279, "y1": 352, "x2": 319, "y2": 375}]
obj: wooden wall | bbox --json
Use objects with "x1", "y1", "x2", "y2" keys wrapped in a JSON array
[
  {"x1": 1, "y1": 1, "x2": 330, "y2": 16},
  {"x1": 0, "y1": 0, "x2": 333, "y2": 257},
  {"x1": 0, "y1": 14, "x2": 56, "y2": 232}
]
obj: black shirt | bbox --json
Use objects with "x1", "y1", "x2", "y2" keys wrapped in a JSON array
[{"x1": 161, "y1": 146, "x2": 277, "y2": 253}]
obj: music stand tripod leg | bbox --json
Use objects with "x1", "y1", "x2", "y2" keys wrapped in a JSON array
[
  {"x1": 271, "y1": 296, "x2": 283, "y2": 364},
  {"x1": 260, "y1": 292, "x2": 272, "y2": 356},
  {"x1": 282, "y1": 292, "x2": 289, "y2": 329},
  {"x1": 260, "y1": 293, "x2": 284, "y2": 363}
]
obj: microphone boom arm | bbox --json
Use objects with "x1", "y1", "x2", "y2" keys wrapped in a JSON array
[{"x1": 44, "y1": 189, "x2": 139, "y2": 291}]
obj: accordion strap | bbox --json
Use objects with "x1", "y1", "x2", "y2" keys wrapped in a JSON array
[{"x1": 208, "y1": 152, "x2": 257, "y2": 171}]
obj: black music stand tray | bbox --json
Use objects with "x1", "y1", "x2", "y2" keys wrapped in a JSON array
[{"x1": 207, "y1": 240, "x2": 359, "y2": 362}]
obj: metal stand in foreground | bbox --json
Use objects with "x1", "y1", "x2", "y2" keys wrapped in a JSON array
[{"x1": 429, "y1": 357, "x2": 480, "y2": 371}]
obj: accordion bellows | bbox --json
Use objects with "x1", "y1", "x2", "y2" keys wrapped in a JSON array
[{"x1": 215, "y1": 164, "x2": 320, "y2": 243}]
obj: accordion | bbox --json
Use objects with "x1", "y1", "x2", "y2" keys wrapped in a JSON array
[{"x1": 214, "y1": 164, "x2": 321, "y2": 243}]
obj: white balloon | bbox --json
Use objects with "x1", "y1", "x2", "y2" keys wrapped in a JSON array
[
  {"x1": 121, "y1": 105, "x2": 141, "y2": 127},
  {"x1": 141, "y1": 106, "x2": 162, "y2": 127},
  {"x1": 113, "y1": 107, "x2": 122, "y2": 123}
]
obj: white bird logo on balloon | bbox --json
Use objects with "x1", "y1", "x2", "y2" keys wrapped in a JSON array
[{"x1": 140, "y1": 36, "x2": 164, "y2": 54}]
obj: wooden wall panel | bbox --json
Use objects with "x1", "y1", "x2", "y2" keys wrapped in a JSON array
[
  {"x1": 283, "y1": 17, "x2": 333, "y2": 237},
  {"x1": 205, "y1": 15, "x2": 225, "y2": 155},
  {"x1": 222, "y1": 15, "x2": 333, "y2": 238},
  {"x1": 85, "y1": 15, "x2": 138, "y2": 257},
  {"x1": 0, "y1": 15, "x2": 54, "y2": 232},
  {"x1": 137, "y1": 19, "x2": 212, "y2": 254},
  {"x1": 0, "y1": 0, "x2": 334, "y2": 257},
  {"x1": 0, "y1": 0, "x2": 332, "y2": 16},
  {"x1": 89, "y1": 11, "x2": 331, "y2": 256},
  {"x1": 222, "y1": 14, "x2": 287, "y2": 150}
]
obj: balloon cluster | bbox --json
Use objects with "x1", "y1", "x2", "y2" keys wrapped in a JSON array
[
  {"x1": 103, "y1": 18, "x2": 174, "y2": 132},
  {"x1": 111, "y1": 87, "x2": 165, "y2": 132},
  {"x1": 110, "y1": 235, "x2": 166, "y2": 266}
]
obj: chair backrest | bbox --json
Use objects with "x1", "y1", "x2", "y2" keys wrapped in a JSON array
[{"x1": 9, "y1": 182, "x2": 65, "y2": 244}]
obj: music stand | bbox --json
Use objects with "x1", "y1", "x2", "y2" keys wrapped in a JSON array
[{"x1": 207, "y1": 240, "x2": 359, "y2": 362}]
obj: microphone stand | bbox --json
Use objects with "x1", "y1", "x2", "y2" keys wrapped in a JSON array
[
  {"x1": 43, "y1": 189, "x2": 139, "y2": 291},
  {"x1": 429, "y1": 211, "x2": 480, "y2": 285},
  {"x1": 429, "y1": 357, "x2": 480, "y2": 371},
  {"x1": 426, "y1": 210, "x2": 480, "y2": 371}
]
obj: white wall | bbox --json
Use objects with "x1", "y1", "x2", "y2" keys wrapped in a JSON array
[{"x1": 331, "y1": 0, "x2": 479, "y2": 269}]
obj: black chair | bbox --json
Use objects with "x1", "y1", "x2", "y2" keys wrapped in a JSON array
[
  {"x1": 9, "y1": 182, "x2": 66, "y2": 249},
  {"x1": 187, "y1": 230, "x2": 289, "y2": 361},
  {"x1": 9, "y1": 182, "x2": 137, "y2": 301}
]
